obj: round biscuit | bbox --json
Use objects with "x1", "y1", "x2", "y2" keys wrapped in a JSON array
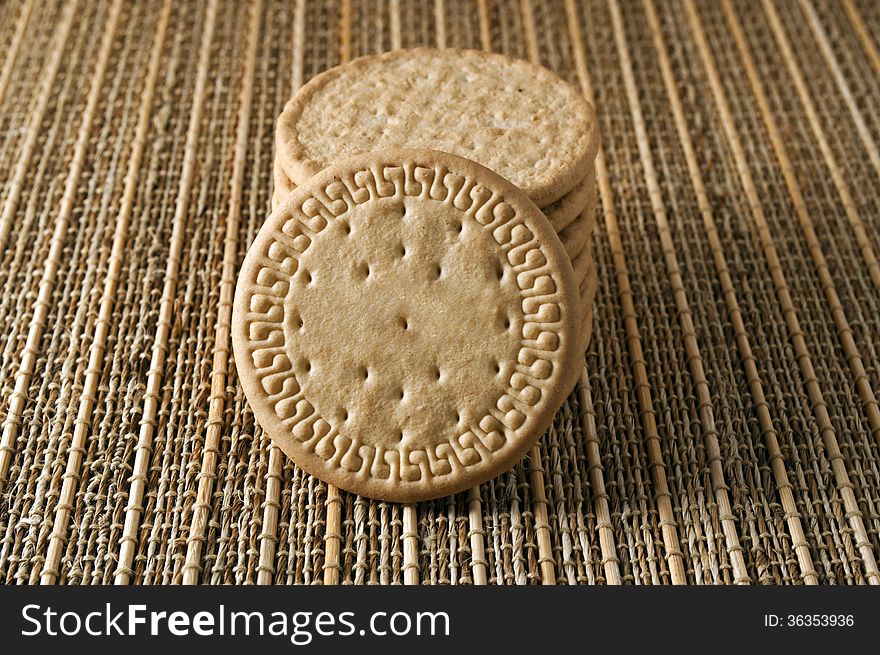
[
  {"x1": 276, "y1": 49, "x2": 599, "y2": 207},
  {"x1": 233, "y1": 149, "x2": 582, "y2": 502}
]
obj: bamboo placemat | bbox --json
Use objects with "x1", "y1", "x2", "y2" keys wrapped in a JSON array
[{"x1": 1, "y1": 0, "x2": 879, "y2": 585}]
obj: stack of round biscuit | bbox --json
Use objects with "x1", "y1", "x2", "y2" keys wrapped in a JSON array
[{"x1": 234, "y1": 49, "x2": 598, "y2": 502}]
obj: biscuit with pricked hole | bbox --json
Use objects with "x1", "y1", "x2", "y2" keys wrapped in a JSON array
[{"x1": 234, "y1": 149, "x2": 581, "y2": 502}]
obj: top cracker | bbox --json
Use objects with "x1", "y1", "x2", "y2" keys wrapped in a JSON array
[{"x1": 276, "y1": 48, "x2": 599, "y2": 207}]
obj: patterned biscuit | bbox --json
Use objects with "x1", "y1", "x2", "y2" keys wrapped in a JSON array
[
  {"x1": 276, "y1": 48, "x2": 599, "y2": 207},
  {"x1": 233, "y1": 149, "x2": 582, "y2": 502}
]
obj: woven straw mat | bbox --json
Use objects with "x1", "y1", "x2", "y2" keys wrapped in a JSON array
[{"x1": 1, "y1": 0, "x2": 880, "y2": 586}]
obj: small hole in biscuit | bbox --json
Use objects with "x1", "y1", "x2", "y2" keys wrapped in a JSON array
[
  {"x1": 504, "y1": 316, "x2": 511, "y2": 330},
  {"x1": 356, "y1": 262, "x2": 370, "y2": 279},
  {"x1": 340, "y1": 221, "x2": 351, "y2": 235},
  {"x1": 454, "y1": 410, "x2": 461, "y2": 423},
  {"x1": 433, "y1": 366, "x2": 442, "y2": 381},
  {"x1": 342, "y1": 408, "x2": 349, "y2": 421},
  {"x1": 495, "y1": 263, "x2": 504, "y2": 280},
  {"x1": 398, "y1": 316, "x2": 409, "y2": 330},
  {"x1": 395, "y1": 430, "x2": 404, "y2": 442},
  {"x1": 303, "y1": 360, "x2": 312, "y2": 373},
  {"x1": 301, "y1": 270, "x2": 312, "y2": 284},
  {"x1": 455, "y1": 222, "x2": 463, "y2": 236},
  {"x1": 398, "y1": 243, "x2": 407, "y2": 258},
  {"x1": 434, "y1": 264, "x2": 442, "y2": 279},
  {"x1": 396, "y1": 387, "x2": 405, "y2": 401},
  {"x1": 359, "y1": 366, "x2": 369, "y2": 381},
  {"x1": 493, "y1": 360, "x2": 501, "y2": 374}
]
